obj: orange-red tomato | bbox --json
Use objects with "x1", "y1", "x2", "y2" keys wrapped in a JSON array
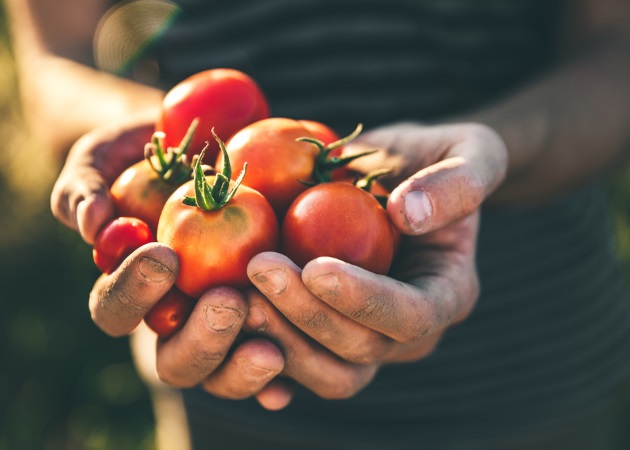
[
  {"x1": 144, "y1": 288, "x2": 196, "y2": 338},
  {"x1": 156, "y1": 68, "x2": 270, "y2": 160},
  {"x1": 281, "y1": 182, "x2": 397, "y2": 274},
  {"x1": 110, "y1": 160, "x2": 180, "y2": 233},
  {"x1": 217, "y1": 118, "x2": 319, "y2": 217},
  {"x1": 157, "y1": 178, "x2": 279, "y2": 298}
]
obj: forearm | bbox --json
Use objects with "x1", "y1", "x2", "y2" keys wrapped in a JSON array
[
  {"x1": 474, "y1": 31, "x2": 630, "y2": 206},
  {"x1": 17, "y1": 55, "x2": 164, "y2": 159},
  {"x1": 6, "y1": 0, "x2": 164, "y2": 160}
]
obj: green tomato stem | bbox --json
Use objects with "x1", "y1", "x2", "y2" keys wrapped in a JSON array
[
  {"x1": 297, "y1": 123, "x2": 379, "y2": 183},
  {"x1": 146, "y1": 118, "x2": 199, "y2": 185},
  {"x1": 182, "y1": 129, "x2": 247, "y2": 211}
]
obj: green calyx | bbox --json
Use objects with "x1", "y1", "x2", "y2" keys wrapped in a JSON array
[
  {"x1": 182, "y1": 129, "x2": 247, "y2": 211},
  {"x1": 355, "y1": 168, "x2": 391, "y2": 209},
  {"x1": 146, "y1": 118, "x2": 199, "y2": 185},
  {"x1": 297, "y1": 123, "x2": 377, "y2": 184}
]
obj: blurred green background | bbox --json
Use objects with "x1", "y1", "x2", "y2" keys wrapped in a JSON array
[
  {"x1": 2, "y1": 2, "x2": 630, "y2": 450},
  {"x1": 0, "y1": 3, "x2": 155, "y2": 450}
]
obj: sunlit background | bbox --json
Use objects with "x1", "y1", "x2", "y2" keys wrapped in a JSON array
[
  {"x1": 2, "y1": 1, "x2": 630, "y2": 450},
  {"x1": 0, "y1": 3, "x2": 155, "y2": 450}
]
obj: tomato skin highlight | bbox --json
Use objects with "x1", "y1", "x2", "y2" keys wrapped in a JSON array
[
  {"x1": 217, "y1": 117, "x2": 319, "y2": 217},
  {"x1": 110, "y1": 160, "x2": 179, "y2": 233},
  {"x1": 156, "y1": 68, "x2": 270, "y2": 160},
  {"x1": 281, "y1": 182, "x2": 396, "y2": 275},
  {"x1": 144, "y1": 288, "x2": 196, "y2": 338},
  {"x1": 93, "y1": 217, "x2": 155, "y2": 274},
  {"x1": 157, "y1": 178, "x2": 279, "y2": 298}
]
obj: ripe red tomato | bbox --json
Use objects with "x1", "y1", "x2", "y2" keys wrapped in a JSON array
[
  {"x1": 156, "y1": 68, "x2": 270, "y2": 160},
  {"x1": 216, "y1": 118, "x2": 319, "y2": 216},
  {"x1": 110, "y1": 125, "x2": 196, "y2": 233},
  {"x1": 144, "y1": 288, "x2": 196, "y2": 338},
  {"x1": 281, "y1": 182, "x2": 397, "y2": 274},
  {"x1": 157, "y1": 140, "x2": 279, "y2": 298},
  {"x1": 93, "y1": 217, "x2": 155, "y2": 274}
]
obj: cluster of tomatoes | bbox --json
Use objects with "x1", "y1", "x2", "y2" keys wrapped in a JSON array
[{"x1": 92, "y1": 68, "x2": 399, "y2": 338}]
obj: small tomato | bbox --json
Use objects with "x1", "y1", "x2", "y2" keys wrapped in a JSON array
[
  {"x1": 144, "y1": 288, "x2": 196, "y2": 339},
  {"x1": 93, "y1": 217, "x2": 155, "y2": 274},
  {"x1": 110, "y1": 122, "x2": 197, "y2": 233}
]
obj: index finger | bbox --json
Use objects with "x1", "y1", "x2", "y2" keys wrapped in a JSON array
[
  {"x1": 51, "y1": 120, "x2": 155, "y2": 243},
  {"x1": 301, "y1": 255, "x2": 478, "y2": 344}
]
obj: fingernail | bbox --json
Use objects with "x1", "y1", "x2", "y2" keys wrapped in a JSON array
[
  {"x1": 308, "y1": 273, "x2": 340, "y2": 298},
  {"x1": 205, "y1": 305, "x2": 242, "y2": 332},
  {"x1": 247, "y1": 304, "x2": 268, "y2": 333},
  {"x1": 404, "y1": 190, "x2": 432, "y2": 232},
  {"x1": 139, "y1": 257, "x2": 172, "y2": 282},
  {"x1": 253, "y1": 269, "x2": 287, "y2": 295},
  {"x1": 238, "y1": 358, "x2": 275, "y2": 381}
]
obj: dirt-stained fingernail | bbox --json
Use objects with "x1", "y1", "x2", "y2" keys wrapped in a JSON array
[
  {"x1": 205, "y1": 305, "x2": 242, "y2": 332},
  {"x1": 404, "y1": 190, "x2": 433, "y2": 232},
  {"x1": 308, "y1": 273, "x2": 340, "y2": 298},
  {"x1": 253, "y1": 269, "x2": 287, "y2": 295},
  {"x1": 139, "y1": 257, "x2": 172, "y2": 282},
  {"x1": 238, "y1": 358, "x2": 276, "y2": 381}
]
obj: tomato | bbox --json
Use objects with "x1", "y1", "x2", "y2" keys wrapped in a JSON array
[
  {"x1": 216, "y1": 118, "x2": 319, "y2": 216},
  {"x1": 157, "y1": 135, "x2": 279, "y2": 298},
  {"x1": 93, "y1": 217, "x2": 155, "y2": 274},
  {"x1": 217, "y1": 119, "x2": 371, "y2": 217},
  {"x1": 298, "y1": 120, "x2": 340, "y2": 147},
  {"x1": 156, "y1": 68, "x2": 270, "y2": 160},
  {"x1": 110, "y1": 125, "x2": 196, "y2": 233},
  {"x1": 110, "y1": 159, "x2": 175, "y2": 233},
  {"x1": 281, "y1": 182, "x2": 397, "y2": 274},
  {"x1": 144, "y1": 288, "x2": 196, "y2": 338}
]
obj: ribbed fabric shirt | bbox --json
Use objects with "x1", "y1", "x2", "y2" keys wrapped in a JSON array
[{"x1": 114, "y1": 0, "x2": 630, "y2": 448}]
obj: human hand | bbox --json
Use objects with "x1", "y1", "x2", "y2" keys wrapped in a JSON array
[
  {"x1": 242, "y1": 122, "x2": 508, "y2": 400},
  {"x1": 50, "y1": 116, "x2": 156, "y2": 244},
  {"x1": 346, "y1": 122, "x2": 508, "y2": 234},
  {"x1": 50, "y1": 120, "x2": 291, "y2": 410}
]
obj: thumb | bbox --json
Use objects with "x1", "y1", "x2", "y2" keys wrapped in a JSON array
[{"x1": 387, "y1": 124, "x2": 508, "y2": 235}]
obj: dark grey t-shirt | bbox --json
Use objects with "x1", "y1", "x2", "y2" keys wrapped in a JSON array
[{"x1": 114, "y1": 0, "x2": 630, "y2": 448}]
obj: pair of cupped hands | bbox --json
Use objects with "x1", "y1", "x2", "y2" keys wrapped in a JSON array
[{"x1": 52, "y1": 117, "x2": 507, "y2": 410}]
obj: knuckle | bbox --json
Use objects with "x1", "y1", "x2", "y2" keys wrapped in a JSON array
[
  {"x1": 103, "y1": 281, "x2": 146, "y2": 315},
  {"x1": 351, "y1": 293, "x2": 390, "y2": 323},
  {"x1": 297, "y1": 309, "x2": 332, "y2": 331},
  {"x1": 88, "y1": 279, "x2": 147, "y2": 336}
]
